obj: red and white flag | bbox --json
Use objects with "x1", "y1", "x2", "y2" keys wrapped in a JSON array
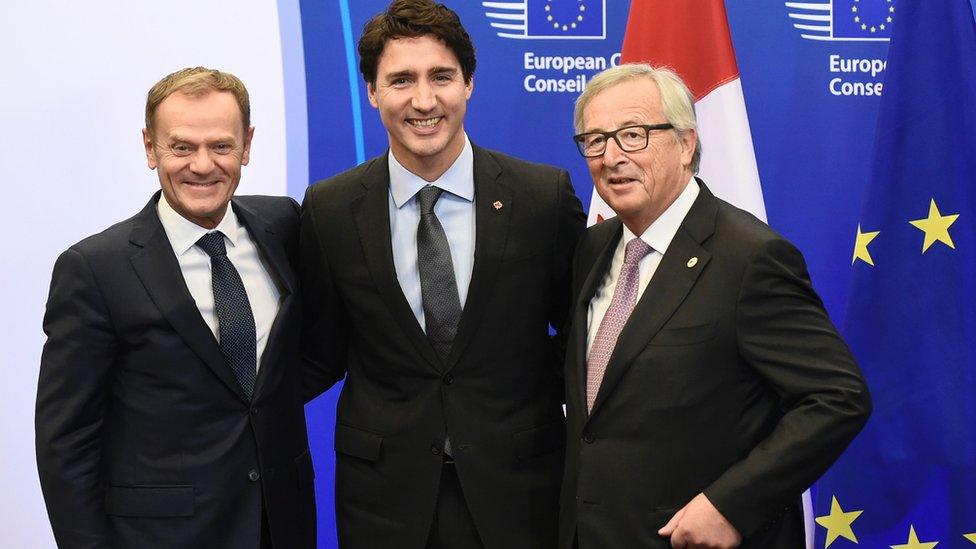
[{"x1": 587, "y1": 0, "x2": 767, "y2": 226}]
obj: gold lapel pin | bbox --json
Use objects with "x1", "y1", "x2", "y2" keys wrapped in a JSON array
[
  {"x1": 687, "y1": 257, "x2": 698, "y2": 268},
  {"x1": 493, "y1": 200, "x2": 503, "y2": 210}
]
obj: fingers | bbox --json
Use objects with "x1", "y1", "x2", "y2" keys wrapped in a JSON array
[
  {"x1": 669, "y1": 527, "x2": 687, "y2": 548},
  {"x1": 658, "y1": 506, "x2": 685, "y2": 536}
]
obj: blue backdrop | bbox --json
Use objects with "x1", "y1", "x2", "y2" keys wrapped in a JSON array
[{"x1": 294, "y1": 1, "x2": 965, "y2": 546}]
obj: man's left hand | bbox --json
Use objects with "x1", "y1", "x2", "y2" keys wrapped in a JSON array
[{"x1": 658, "y1": 493, "x2": 742, "y2": 549}]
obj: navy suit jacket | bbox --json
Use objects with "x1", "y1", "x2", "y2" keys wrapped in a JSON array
[
  {"x1": 36, "y1": 193, "x2": 315, "y2": 549},
  {"x1": 559, "y1": 182, "x2": 871, "y2": 548},
  {"x1": 301, "y1": 145, "x2": 585, "y2": 549}
]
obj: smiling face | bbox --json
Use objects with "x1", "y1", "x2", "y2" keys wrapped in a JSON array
[
  {"x1": 143, "y1": 90, "x2": 253, "y2": 229},
  {"x1": 583, "y1": 78, "x2": 696, "y2": 235},
  {"x1": 367, "y1": 34, "x2": 473, "y2": 181}
]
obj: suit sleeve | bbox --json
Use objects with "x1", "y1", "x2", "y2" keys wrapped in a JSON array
[
  {"x1": 547, "y1": 170, "x2": 586, "y2": 377},
  {"x1": 35, "y1": 248, "x2": 115, "y2": 548},
  {"x1": 703, "y1": 237, "x2": 872, "y2": 537},
  {"x1": 300, "y1": 186, "x2": 349, "y2": 402}
]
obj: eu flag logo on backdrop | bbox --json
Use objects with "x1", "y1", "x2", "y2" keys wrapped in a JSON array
[
  {"x1": 833, "y1": 0, "x2": 895, "y2": 39},
  {"x1": 483, "y1": 0, "x2": 606, "y2": 40},
  {"x1": 813, "y1": 0, "x2": 976, "y2": 547},
  {"x1": 786, "y1": 0, "x2": 895, "y2": 41}
]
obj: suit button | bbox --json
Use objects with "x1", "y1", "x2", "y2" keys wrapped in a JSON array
[
  {"x1": 430, "y1": 445, "x2": 441, "y2": 456},
  {"x1": 582, "y1": 432, "x2": 595, "y2": 444},
  {"x1": 248, "y1": 469, "x2": 260, "y2": 482},
  {"x1": 250, "y1": 407, "x2": 259, "y2": 415},
  {"x1": 443, "y1": 373, "x2": 454, "y2": 385}
]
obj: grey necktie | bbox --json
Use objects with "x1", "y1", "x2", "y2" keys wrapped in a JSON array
[
  {"x1": 196, "y1": 231, "x2": 257, "y2": 400},
  {"x1": 416, "y1": 185, "x2": 463, "y2": 366}
]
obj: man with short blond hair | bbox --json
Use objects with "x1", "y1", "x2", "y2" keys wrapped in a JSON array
[
  {"x1": 559, "y1": 64, "x2": 871, "y2": 549},
  {"x1": 36, "y1": 67, "x2": 315, "y2": 549}
]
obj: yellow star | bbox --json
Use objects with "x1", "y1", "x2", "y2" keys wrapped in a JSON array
[
  {"x1": 815, "y1": 496, "x2": 863, "y2": 547},
  {"x1": 964, "y1": 532, "x2": 976, "y2": 543},
  {"x1": 853, "y1": 224, "x2": 880, "y2": 266},
  {"x1": 891, "y1": 525, "x2": 939, "y2": 549},
  {"x1": 909, "y1": 198, "x2": 959, "y2": 252}
]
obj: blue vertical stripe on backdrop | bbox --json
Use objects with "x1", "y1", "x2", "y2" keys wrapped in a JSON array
[
  {"x1": 339, "y1": 0, "x2": 366, "y2": 164},
  {"x1": 276, "y1": 0, "x2": 310, "y2": 198}
]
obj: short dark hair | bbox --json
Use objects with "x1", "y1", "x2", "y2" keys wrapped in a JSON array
[{"x1": 358, "y1": 0, "x2": 476, "y2": 85}]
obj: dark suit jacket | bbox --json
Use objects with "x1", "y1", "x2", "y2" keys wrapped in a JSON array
[
  {"x1": 301, "y1": 145, "x2": 585, "y2": 549},
  {"x1": 36, "y1": 193, "x2": 315, "y2": 549},
  {"x1": 559, "y1": 182, "x2": 871, "y2": 548}
]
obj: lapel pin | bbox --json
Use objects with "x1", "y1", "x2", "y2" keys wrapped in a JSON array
[
  {"x1": 687, "y1": 257, "x2": 698, "y2": 268},
  {"x1": 493, "y1": 200, "x2": 503, "y2": 210}
]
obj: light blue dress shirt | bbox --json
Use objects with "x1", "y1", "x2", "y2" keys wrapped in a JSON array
[{"x1": 388, "y1": 136, "x2": 476, "y2": 333}]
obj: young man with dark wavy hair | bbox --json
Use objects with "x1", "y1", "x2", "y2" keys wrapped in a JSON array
[{"x1": 301, "y1": 1, "x2": 585, "y2": 547}]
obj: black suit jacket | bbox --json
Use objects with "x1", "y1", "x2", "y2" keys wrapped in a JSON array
[
  {"x1": 36, "y1": 193, "x2": 315, "y2": 549},
  {"x1": 559, "y1": 182, "x2": 871, "y2": 548},
  {"x1": 301, "y1": 145, "x2": 585, "y2": 549}
]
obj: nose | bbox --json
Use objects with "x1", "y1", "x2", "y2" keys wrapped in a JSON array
[
  {"x1": 411, "y1": 81, "x2": 437, "y2": 112},
  {"x1": 601, "y1": 136, "x2": 628, "y2": 168},
  {"x1": 189, "y1": 146, "x2": 215, "y2": 174}
]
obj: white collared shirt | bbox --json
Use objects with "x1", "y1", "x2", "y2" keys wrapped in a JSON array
[
  {"x1": 388, "y1": 135, "x2": 476, "y2": 331},
  {"x1": 157, "y1": 194, "x2": 281, "y2": 372},
  {"x1": 586, "y1": 178, "x2": 700, "y2": 354}
]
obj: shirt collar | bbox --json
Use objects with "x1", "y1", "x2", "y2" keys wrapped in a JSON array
[
  {"x1": 156, "y1": 192, "x2": 242, "y2": 256},
  {"x1": 388, "y1": 134, "x2": 475, "y2": 208},
  {"x1": 626, "y1": 177, "x2": 700, "y2": 254}
]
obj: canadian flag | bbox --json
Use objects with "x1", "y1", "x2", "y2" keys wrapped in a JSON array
[{"x1": 587, "y1": 0, "x2": 767, "y2": 226}]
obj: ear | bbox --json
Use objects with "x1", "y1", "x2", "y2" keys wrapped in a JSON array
[
  {"x1": 143, "y1": 128, "x2": 157, "y2": 170},
  {"x1": 241, "y1": 126, "x2": 255, "y2": 166},
  {"x1": 367, "y1": 82, "x2": 379, "y2": 108},
  {"x1": 464, "y1": 75, "x2": 474, "y2": 100},
  {"x1": 678, "y1": 128, "x2": 697, "y2": 168}
]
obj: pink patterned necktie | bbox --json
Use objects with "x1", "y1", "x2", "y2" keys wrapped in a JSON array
[{"x1": 586, "y1": 237, "x2": 653, "y2": 412}]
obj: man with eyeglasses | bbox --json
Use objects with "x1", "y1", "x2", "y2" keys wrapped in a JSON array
[{"x1": 558, "y1": 64, "x2": 871, "y2": 549}]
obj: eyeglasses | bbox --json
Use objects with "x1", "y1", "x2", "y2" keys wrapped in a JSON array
[{"x1": 573, "y1": 124, "x2": 674, "y2": 158}]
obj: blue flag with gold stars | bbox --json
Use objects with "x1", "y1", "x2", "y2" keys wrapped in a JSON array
[
  {"x1": 813, "y1": 0, "x2": 976, "y2": 547},
  {"x1": 834, "y1": 0, "x2": 896, "y2": 40},
  {"x1": 525, "y1": 0, "x2": 605, "y2": 38}
]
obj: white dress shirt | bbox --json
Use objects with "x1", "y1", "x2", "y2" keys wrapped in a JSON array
[
  {"x1": 388, "y1": 135, "x2": 476, "y2": 331},
  {"x1": 586, "y1": 178, "x2": 700, "y2": 354},
  {"x1": 157, "y1": 194, "x2": 281, "y2": 372}
]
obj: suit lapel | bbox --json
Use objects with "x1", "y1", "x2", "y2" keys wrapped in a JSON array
[
  {"x1": 572, "y1": 220, "x2": 623, "y2": 418},
  {"x1": 128, "y1": 193, "x2": 248, "y2": 401},
  {"x1": 233, "y1": 199, "x2": 294, "y2": 399},
  {"x1": 351, "y1": 155, "x2": 443, "y2": 371},
  {"x1": 588, "y1": 183, "x2": 718, "y2": 418},
  {"x1": 234, "y1": 199, "x2": 295, "y2": 295},
  {"x1": 445, "y1": 146, "x2": 512, "y2": 370}
]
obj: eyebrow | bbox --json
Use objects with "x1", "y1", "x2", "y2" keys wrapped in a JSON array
[
  {"x1": 584, "y1": 120, "x2": 644, "y2": 132},
  {"x1": 166, "y1": 133, "x2": 237, "y2": 144},
  {"x1": 429, "y1": 66, "x2": 458, "y2": 76},
  {"x1": 383, "y1": 66, "x2": 459, "y2": 81}
]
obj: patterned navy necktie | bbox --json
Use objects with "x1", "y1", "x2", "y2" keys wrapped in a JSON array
[{"x1": 196, "y1": 231, "x2": 257, "y2": 399}]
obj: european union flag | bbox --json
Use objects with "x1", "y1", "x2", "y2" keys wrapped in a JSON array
[
  {"x1": 525, "y1": 0, "x2": 605, "y2": 38},
  {"x1": 813, "y1": 0, "x2": 976, "y2": 547},
  {"x1": 833, "y1": 0, "x2": 896, "y2": 40}
]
